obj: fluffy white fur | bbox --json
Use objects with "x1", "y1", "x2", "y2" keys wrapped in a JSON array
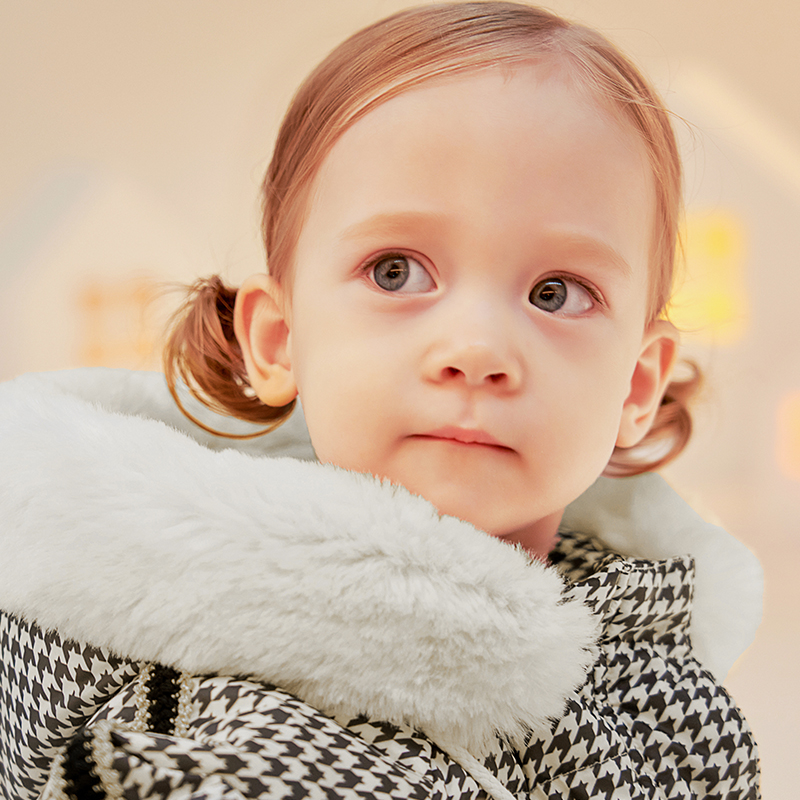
[
  {"x1": 0, "y1": 369, "x2": 762, "y2": 752},
  {"x1": 0, "y1": 369, "x2": 596, "y2": 755}
]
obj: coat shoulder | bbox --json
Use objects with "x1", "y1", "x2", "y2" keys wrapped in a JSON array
[{"x1": 528, "y1": 532, "x2": 761, "y2": 798}]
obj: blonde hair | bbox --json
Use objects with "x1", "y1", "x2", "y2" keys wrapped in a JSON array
[{"x1": 165, "y1": 1, "x2": 699, "y2": 473}]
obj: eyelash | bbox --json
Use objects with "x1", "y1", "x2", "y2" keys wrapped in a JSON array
[
  {"x1": 360, "y1": 250, "x2": 416, "y2": 269},
  {"x1": 537, "y1": 273, "x2": 605, "y2": 308}
]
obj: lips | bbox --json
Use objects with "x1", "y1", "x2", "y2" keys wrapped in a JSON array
[{"x1": 414, "y1": 426, "x2": 511, "y2": 450}]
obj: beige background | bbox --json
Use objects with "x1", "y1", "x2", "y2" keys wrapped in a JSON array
[{"x1": 1, "y1": 1, "x2": 798, "y2": 795}]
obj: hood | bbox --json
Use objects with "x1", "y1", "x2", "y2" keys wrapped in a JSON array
[{"x1": 0, "y1": 368, "x2": 761, "y2": 752}]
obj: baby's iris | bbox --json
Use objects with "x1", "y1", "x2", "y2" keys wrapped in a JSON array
[
  {"x1": 528, "y1": 277, "x2": 595, "y2": 315},
  {"x1": 374, "y1": 257, "x2": 411, "y2": 291},
  {"x1": 371, "y1": 255, "x2": 434, "y2": 293},
  {"x1": 530, "y1": 278, "x2": 568, "y2": 312}
]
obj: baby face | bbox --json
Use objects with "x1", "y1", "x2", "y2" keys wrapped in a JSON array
[{"x1": 277, "y1": 65, "x2": 661, "y2": 553}]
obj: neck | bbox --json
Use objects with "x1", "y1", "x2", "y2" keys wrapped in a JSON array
[{"x1": 495, "y1": 510, "x2": 563, "y2": 561}]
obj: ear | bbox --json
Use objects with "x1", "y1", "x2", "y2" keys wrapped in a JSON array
[
  {"x1": 616, "y1": 319, "x2": 680, "y2": 448},
  {"x1": 233, "y1": 273, "x2": 298, "y2": 407}
]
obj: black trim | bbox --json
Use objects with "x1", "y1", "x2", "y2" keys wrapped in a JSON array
[
  {"x1": 145, "y1": 664, "x2": 181, "y2": 734},
  {"x1": 62, "y1": 729, "x2": 102, "y2": 800}
]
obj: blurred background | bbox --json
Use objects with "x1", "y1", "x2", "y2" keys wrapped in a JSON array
[{"x1": 1, "y1": 1, "x2": 797, "y2": 794}]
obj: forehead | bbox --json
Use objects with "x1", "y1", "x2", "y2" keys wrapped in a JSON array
[{"x1": 295, "y1": 63, "x2": 654, "y2": 290}]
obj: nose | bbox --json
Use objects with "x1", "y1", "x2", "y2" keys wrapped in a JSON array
[{"x1": 421, "y1": 305, "x2": 523, "y2": 392}]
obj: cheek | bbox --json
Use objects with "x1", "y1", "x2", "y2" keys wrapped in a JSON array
[
  {"x1": 547, "y1": 329, "x2": 640, "y2": 445},
  {"x1": 549, "y1": 320, "x2": 639, "y2": 394},
  {"x1": 294, "y1": 366, "x2": 362, "y2": 468},
  {"x1": 289, "y1": 319, "x2": 390, "y2": 468}
]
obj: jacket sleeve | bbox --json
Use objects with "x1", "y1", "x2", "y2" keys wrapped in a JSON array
[
  {"x1": 0, "y1": 611, "x2": 140, "y2": 800},
  {"x1": 41, "y1": 724, "x2": 259, "y2": 800},
  {"x1": 38, "y1": 672, "x2": 483, "y2": 800}
]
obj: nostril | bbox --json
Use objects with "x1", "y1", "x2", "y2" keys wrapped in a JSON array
[{"x1": 441, "y1": 366, "x2": 508, "y2": 384}]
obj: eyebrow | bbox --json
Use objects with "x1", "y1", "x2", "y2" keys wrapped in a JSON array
[
  {"x1": 545, "y1": 231, "x2": 635, "y2": 280},
  {"x1": 337, "y1": 211, "x2": 451, "y2": 243}
]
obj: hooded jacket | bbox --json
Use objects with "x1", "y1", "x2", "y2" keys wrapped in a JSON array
[{"x1": 0, "y1": 369, "x2": 762, "y2": 800}]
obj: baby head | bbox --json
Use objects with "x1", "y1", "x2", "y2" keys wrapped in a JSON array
[{"x1": 166, "y1": 2, "x2": 696, "y2": 556}]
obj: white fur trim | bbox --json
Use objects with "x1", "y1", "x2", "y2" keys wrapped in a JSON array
[
  {"x1": 561, "y1": 474, "x2": 763, "y2": 680},
  {"x1": 0, "y1": 369, "x2": 597, "y2": 755}
]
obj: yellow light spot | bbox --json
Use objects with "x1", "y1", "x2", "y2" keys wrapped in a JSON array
[
  {"x1": 668, "y1": 210, "x2": 749, "y2": 345},
  {"x1": 705, "y1": 224, "x2": 735, "y2": 259},
  {"x1": 777, "y1": 392, "x2": 800, "y2": 482}
]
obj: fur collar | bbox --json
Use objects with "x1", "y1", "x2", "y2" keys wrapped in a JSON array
[{"x1": 0, "y1": 369, "x2": 761, "y2": 753}]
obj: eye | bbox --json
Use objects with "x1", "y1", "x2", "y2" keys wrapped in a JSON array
[
  {"x1": 370, "y1": 254, "x2": 435, "y2": 293},
  {"x1": 528, "y1": 277, "x2": 595, "y2": 316}
]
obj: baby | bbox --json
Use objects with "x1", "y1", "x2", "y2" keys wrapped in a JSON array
[{"x1": 0, "y1": 4, "x2": 761, "y2": 799}]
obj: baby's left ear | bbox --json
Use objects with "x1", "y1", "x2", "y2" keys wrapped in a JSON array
[{"x1": 616, "y1": 320, "x2": 680, "y2": 448}]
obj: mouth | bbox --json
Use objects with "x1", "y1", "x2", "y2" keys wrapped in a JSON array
[{"x1": 413, "y1": 426, "x2": 513, "y2": 451}]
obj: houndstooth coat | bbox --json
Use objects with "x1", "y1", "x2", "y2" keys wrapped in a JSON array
[{"x1": 0, "y1": 370, "x2": 762, "y2": 800}]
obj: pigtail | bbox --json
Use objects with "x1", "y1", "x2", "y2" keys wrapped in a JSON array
[
  {"x1": 605, "y1": 360, "x2": 701, "y2": 477},
  {"x1": 163, "y1": 276, "x2": 295, "y2": 439}
]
